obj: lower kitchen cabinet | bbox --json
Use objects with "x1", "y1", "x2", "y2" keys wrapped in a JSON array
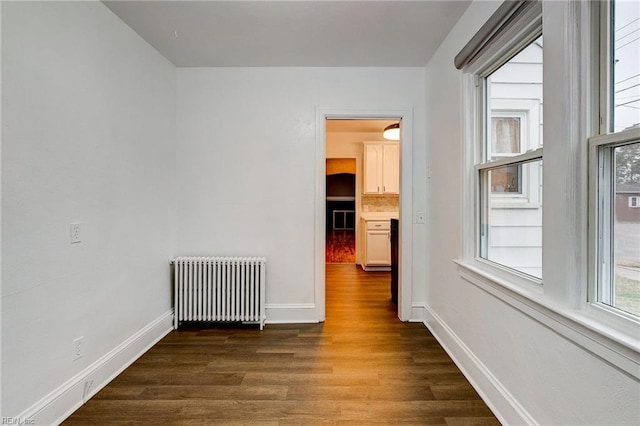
[{"x1": 361, "y1": 219, "x2": 391, "y2": 270}]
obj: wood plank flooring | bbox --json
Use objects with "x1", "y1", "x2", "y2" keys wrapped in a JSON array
[{"x1": 63, "y1": 264, "x2": 499, "y2": 425}]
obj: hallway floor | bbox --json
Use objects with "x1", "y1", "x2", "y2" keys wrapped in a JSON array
[{"x1": 64, "y1": 264, "x2": 499, "y2": 425}]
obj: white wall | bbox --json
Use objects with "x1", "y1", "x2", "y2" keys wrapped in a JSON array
[
  {"x1": 424, "y1": 1, "x2": 639, "y2": 425},
  {"x1": 1, "y1": 1, "x2": 176, "y2": 417},
  {"x1": 176, "y1": 68, "x2": 427, "y2": 321}
]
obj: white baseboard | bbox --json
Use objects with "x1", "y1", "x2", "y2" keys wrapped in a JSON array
[
  {"x1": 422, "y1": 304, "x2": 535, "y2": 426},
  {"x1": 265, "y1": 303, "x2": 320, "y2": 324},
  {"x1": 16, "y1": 310, "x2": 174, "y2": 426},
  {"x1": 409, "y1": 304, "x2": 428, "y2": 322}
]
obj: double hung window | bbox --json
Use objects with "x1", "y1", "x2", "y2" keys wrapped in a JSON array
[
  {"x1": 476, "y1": 34, "x2": 544, "y2": 280},
  {"x1": 590, "y1": 0, "x2": 640, "y2": 318},
  {"x1": 458, "y1": 0, "x2": 638, "y2": 378}
]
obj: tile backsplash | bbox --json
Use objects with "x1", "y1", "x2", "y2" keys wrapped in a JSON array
[{"x1": 362, "y1": 195, "x2": 399, "y2": 212}]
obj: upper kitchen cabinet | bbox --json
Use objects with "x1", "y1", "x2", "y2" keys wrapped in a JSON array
[{"x1": 363, "y1": 142, "x2": 399, "y2": 195}]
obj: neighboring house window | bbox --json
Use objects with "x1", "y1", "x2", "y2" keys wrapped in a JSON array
[
  {"x1": 477, "y1": 34, "x2": 544, "y2": 280},
  {"x1": 490, "y1": 115, "x2": 522, "y2": 193},
  {"x1": 589, "y1": 0, "x2": 640, "y2": 318}
]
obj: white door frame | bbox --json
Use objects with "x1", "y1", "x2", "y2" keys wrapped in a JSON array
[{"x1": 315, "y1": 108, "x2": 413, "y2": 321}]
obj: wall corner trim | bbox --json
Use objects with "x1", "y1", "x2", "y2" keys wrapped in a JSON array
[
  {"x1": 423, "y1": 304, "x2": 535, "y2": 426},
  {"x1": 17, "y1": 310, "x2": 174, "y2": 426}
]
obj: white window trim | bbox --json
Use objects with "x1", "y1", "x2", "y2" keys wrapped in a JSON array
[
  {"x1": 629, "y1": 196, "x2": 640, "y2": 208},
  {"x1": 465, "y1": 23, "x2": 544, "y2": 286},
  {"x1": 460, "y1": 53, "x2": 545, "y2": 288},
  {"x1": 459, "y1": 0, "x2": 639, "y2": 380}
]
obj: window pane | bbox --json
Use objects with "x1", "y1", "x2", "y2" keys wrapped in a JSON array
[
  {"x1": 486, "y1": 35, "x2": 543, "y2": 161},
  {"x1": 480, "y1": 159, "x2": 543, "y2": 279},
  {"x1": 611, "y1": 1, "x2": 640, "y2": 132},
  {"x1": 606, "y1": 142, "x2": 640, "y2": 316}
]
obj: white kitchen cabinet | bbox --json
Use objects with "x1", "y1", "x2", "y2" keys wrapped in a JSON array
[
  {"x1": 363, "y1": 144, "x2": 382, "y2": 194},
  {"x1": 382, "y1": 144, "x2": 399, "y2": 194},
  {"x1": 363, "y1": 142, "x2": 399, "y2": 195},
  {"x1": 361, "y1": 219, "x2": 391, "y2": 270}
]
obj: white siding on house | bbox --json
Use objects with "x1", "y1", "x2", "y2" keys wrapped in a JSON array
[
  {"x1": 485, "y1": 40, "x2": 544, "y2": 279},
  {"x1": 489, "y1": 226, "x2": 542, "y2": 246}
]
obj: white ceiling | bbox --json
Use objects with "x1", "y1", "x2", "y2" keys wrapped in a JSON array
[{"x1": 102, "y1": 0, "x2": 471, "y2": 67}]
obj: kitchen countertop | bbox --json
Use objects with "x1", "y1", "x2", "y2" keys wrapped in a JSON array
[{"x1": 360, "y1": 212, "x2": 399, "y2": 221}]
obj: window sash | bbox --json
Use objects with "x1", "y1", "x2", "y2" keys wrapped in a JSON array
[
  {"x1": 478, "y1": 37, "x2": 542, "y2": 164},
  {"x1": 478, "y1": 156, "x2": 544, "y2": 280},
  {"x1": 588, "y1": 128, "x2": 640, "y2": 320},
  {"x1": 476, "y1": 147, "x2": 543, "y2": 172},
  {"x1": 471, "y1": 29, "x2": 544, "y2": 280}
]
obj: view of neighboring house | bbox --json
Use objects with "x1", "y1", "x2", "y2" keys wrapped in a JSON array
[
  {"x1": 484, "y1": 36, "x2": 543, "y2": 279},
  {"x1": 615, "y1": 181, "x2": 640, "y2": 314},
  {"x1": 618, "y1": 182, "x2": 640, "y2": 222}
]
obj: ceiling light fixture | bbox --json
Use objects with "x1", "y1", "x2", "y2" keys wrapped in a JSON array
[{"x1": 383, "y1": 123, "x2": 400, "y2": 140}]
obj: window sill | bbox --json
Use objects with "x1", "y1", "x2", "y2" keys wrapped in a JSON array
[{"x1": 454, "y1": 259, "x2": 640, "y2": 379}]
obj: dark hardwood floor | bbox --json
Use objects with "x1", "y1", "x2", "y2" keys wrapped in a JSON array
[{"x1": 63, "y1": 264, "x2": 499, "y2": 425}]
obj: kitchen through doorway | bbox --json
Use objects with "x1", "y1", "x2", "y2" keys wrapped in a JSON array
[{"x1": 325, "y1": 118, "x2": 401, "y2": 275}]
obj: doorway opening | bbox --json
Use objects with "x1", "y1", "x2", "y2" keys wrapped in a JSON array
[
  {"x1": 316, "y1": 110, "x2": 412, "y2": 322},
  {"x1": 324, "y1": 118, "x2": 401, "y2": 311}
]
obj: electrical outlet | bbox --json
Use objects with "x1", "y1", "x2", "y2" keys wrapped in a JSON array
[
  {"x1": 73, "y1": 336, "x2": 84, "y2": 361},
  {"x1": 70, "y1": 223, "x2": 81, "y2": 244}
]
